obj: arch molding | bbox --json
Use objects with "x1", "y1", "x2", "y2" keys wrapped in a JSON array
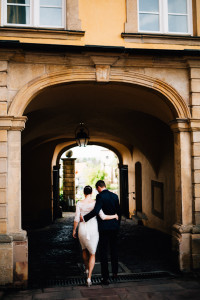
[{"x1": 8, "y1": 68, "x2": 191, "y2": 120}]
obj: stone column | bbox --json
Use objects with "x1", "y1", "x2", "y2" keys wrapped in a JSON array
[
  {"x1": 0, "y1": 116, "x2": 27, "y2": 287},
  {"x1": 0, "y1": 119, "x2": 12, "y2": 286},
  {"x1": 0, "y1": 62, "x2": 8, "y2": 235},
  {"x1": 62, "y1": 158, "x2": 76, "y2": 209},
  {"x1": 191, "y1": 120, "x2": 200, "y2": 269},
  {"x1": 188, "y1": 60, "x2": 200, "y2": 269},
  {"x1": 170, "y1": 119, "x2": 193, "y2": 272}
]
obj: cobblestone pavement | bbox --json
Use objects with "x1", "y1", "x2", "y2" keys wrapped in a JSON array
[
  {"x1": 27, "y1": 212, "x2": 178, "y2": 281},
  {"x1": 1, "y1": 213, "x2": 200, "y2": 299}
]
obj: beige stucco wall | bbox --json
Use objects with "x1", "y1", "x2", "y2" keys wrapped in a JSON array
[
  {"x1": 79, "y1": 0, "x2": 126, "y2": 46},
  {"x1": 0, "y1": 0, "x2": 200, "y2": 50},
  {"x1": 131, "y1": 145, "x2": 175, "y2": 234}
]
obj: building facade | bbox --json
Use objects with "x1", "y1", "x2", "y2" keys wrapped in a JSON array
[{"x1": 0, "y1": 0, "x2": 200, "y2": 286}]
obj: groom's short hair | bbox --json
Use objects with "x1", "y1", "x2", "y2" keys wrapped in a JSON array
[{"x1": 95, "y1": 180, "x2": 106, "y2": 189}]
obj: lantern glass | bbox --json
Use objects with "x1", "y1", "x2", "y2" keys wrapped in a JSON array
[{"x1": 75, "y1": 124, "x2": 89, "y2": 147}]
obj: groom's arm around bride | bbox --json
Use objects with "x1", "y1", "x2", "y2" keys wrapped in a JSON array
[{"x1": 83, "y1": 181, "x2": 121, "y2": 229}]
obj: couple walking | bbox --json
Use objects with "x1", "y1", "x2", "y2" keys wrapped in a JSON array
[{"x1": 73, "y1": 180, "x2": 121, "y2": 286}]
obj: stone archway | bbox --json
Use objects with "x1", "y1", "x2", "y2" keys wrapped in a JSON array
[
  {"x1": 1, "y1": 67, "x2": 193, "y2": 286},
  {"x1": 52, "y1": 142, "x2": 126, "y2": 220},
  {"x1": 8, "y1": 68, "x2": 191, "y2": 119},
  {"x1": 55, "y1": 142, "x2": 123, "y2": 166}
]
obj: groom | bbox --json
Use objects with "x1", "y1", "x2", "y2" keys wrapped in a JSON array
[{"x1": 82, "y1": 180, "x2": 121, "y2": 285}]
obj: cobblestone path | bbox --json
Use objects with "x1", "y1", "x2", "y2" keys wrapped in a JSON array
[{"x1": 28, "y1": 213, "x2": 178, "y2": 283}]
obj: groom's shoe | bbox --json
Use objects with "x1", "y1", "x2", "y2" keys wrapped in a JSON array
[{"x1": 101, "y1": 279, "x2": 109, "y2": 285}]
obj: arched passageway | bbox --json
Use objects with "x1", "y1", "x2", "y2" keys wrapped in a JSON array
[
  {"x1": 21, "y1": 81, "x2": 176, "y2": 232},
  {"x1": 20, "y1": 79, "x2": 180, "y2": 278},
  {"x1": 6, "y1": 69, "x2": 192, "y2": 284}
]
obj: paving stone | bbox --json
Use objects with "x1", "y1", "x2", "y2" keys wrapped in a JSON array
[
  {"x1": 113, "y1": 282, "x2": 141, "y2": 288},
  {"x1": 75, "y1": 285, "x2": 103, "y2": 290},
  {"x1": 33, "y1": 290, "x2": 81, "y2": 300},
  {"x1": 126, "y1": 282, "x2": 185, "y2": 293},
  {"x1": 174, "y1": 280, "x2": 200, "y2": 289},
  {"x1": 43, "y1": 286, "x2": 73, "y2": 292},
  {"x1": 164, "y1": 290, "x2": 200, "y2": 300},
  {"x1": 146, "y1": 283, "x2": 184, "y2": 292},
  {"x1": 87, "y1": 297, "x2": 120, "y2": 300},
  {"x1": 126, "y1": 285, "x2": 158, "y2": 293},
  {"x1": 63, "y1": 299, "x2": 89, "y2": 300},
  {"x1": 119, "y1": 292, "x2": 165, "y2": 300},
  {"x1": 17, "y1": 289, "x2": 42, "y2": 295},
  {"x1": 2, "y1": 295, "x2": 33, "y2": 300},
  {"x1": 81, "y1": 287, "x2": 126, "y2": 297}
]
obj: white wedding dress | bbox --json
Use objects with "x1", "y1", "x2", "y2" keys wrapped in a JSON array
[{"x1": 74, "y1": 201, "x2": 106, "y2": 254}]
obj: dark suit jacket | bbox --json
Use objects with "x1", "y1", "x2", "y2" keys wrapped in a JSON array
[{"x1": 83, "y1": 189, "x2": 121, "y2": 231}]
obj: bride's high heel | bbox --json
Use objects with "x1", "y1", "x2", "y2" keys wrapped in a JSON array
[{"x1": 87, "y1": 277, "x2": 92, "y2": 287}]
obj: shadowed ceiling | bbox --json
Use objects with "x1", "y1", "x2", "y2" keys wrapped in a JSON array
[{"x1": 22, "y1": 82, "x2": 174, "y2": 169}]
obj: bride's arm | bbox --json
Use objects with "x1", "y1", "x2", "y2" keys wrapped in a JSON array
[
  {"x1": 73, "y1": 221, "x2": 78, "y2": 238},
  {"x1": 73, "y1": 202, "x2": 80, "y2": 238},
  {"x1": 99, "y1": 209, "x2": 118, "y2": 220}
]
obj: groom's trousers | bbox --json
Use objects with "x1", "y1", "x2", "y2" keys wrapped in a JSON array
[{"x1": 99, "y1": 229, "x2": 119, "y2": 280}]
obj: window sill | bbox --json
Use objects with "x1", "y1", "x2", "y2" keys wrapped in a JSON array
[
  {"x1": 0, "y1": 27, "x2": 85, "y2": 40},
  {"x1": 121, "y1": 32, "x2": 200, "y2": 46}
]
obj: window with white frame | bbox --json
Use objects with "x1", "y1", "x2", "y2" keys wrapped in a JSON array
[
  {"x1": 2, "y1": 0, "x2": 64, "y2": 28},
  {"x1": 138, "y1": 0, "x2": 192, "y2": 34}
]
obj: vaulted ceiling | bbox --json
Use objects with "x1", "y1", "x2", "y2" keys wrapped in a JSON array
[{"x1": 22, "y1": 82, "x2": 174, "y2": 169}]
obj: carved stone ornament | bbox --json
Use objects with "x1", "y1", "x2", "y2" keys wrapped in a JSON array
[{"x1": 95, "y1": 65, "x2": 110, "y2": 82}]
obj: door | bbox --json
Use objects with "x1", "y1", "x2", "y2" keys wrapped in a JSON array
[
  {"x1": 119, "y1": 164, "x2": 129, "y2": 218},
  {"x1": 135, "y1": 162, "x2": 142, "y2": 212},
  {"x1": 53, "y1": 165, "x2": 60, "y2": 220}
]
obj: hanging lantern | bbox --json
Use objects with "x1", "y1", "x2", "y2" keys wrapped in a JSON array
[{"x1": 75, "y1": 123, "x2": 90, "y2": 147}]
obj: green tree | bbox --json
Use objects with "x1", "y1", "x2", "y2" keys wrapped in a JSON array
[{"x1": 88, "y1": 169, "x2": 107, "y2": 187}]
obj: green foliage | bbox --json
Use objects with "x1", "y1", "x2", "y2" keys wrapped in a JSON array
[
  {"x1": 88, "y1": 169, "x2": 107, "y2": 187},
  {"x1": 106, "y1": 183, "x2": 118, "y2": 191},
  {"x1": 59, "y1": 193, "x2": 67, "y2": 211},
  {"x1": 59, "y1": 193, "x2": 64, "y2": 201}
]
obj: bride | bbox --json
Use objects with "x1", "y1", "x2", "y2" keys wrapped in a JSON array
[{"x1": 73, "y1": 185, "x2": 118, "y2": 286}]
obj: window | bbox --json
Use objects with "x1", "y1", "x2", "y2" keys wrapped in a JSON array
[
  {"x1": 138, "y1": 0, "x2": 192, "y2": 34},
  {"x1": 139, "y1": 0, "x2": 160, "y2": 32},
  {"x1": 2, "y1": 0, "x2": 64, "y2": 28},
  {"x1": 168, "y1": 0, "x2": 188, "y2": 33}
]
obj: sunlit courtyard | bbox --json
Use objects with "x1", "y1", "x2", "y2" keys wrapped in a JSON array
[{"x1": 59, "y1": 145, "x2": 119, "y2": 211}]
